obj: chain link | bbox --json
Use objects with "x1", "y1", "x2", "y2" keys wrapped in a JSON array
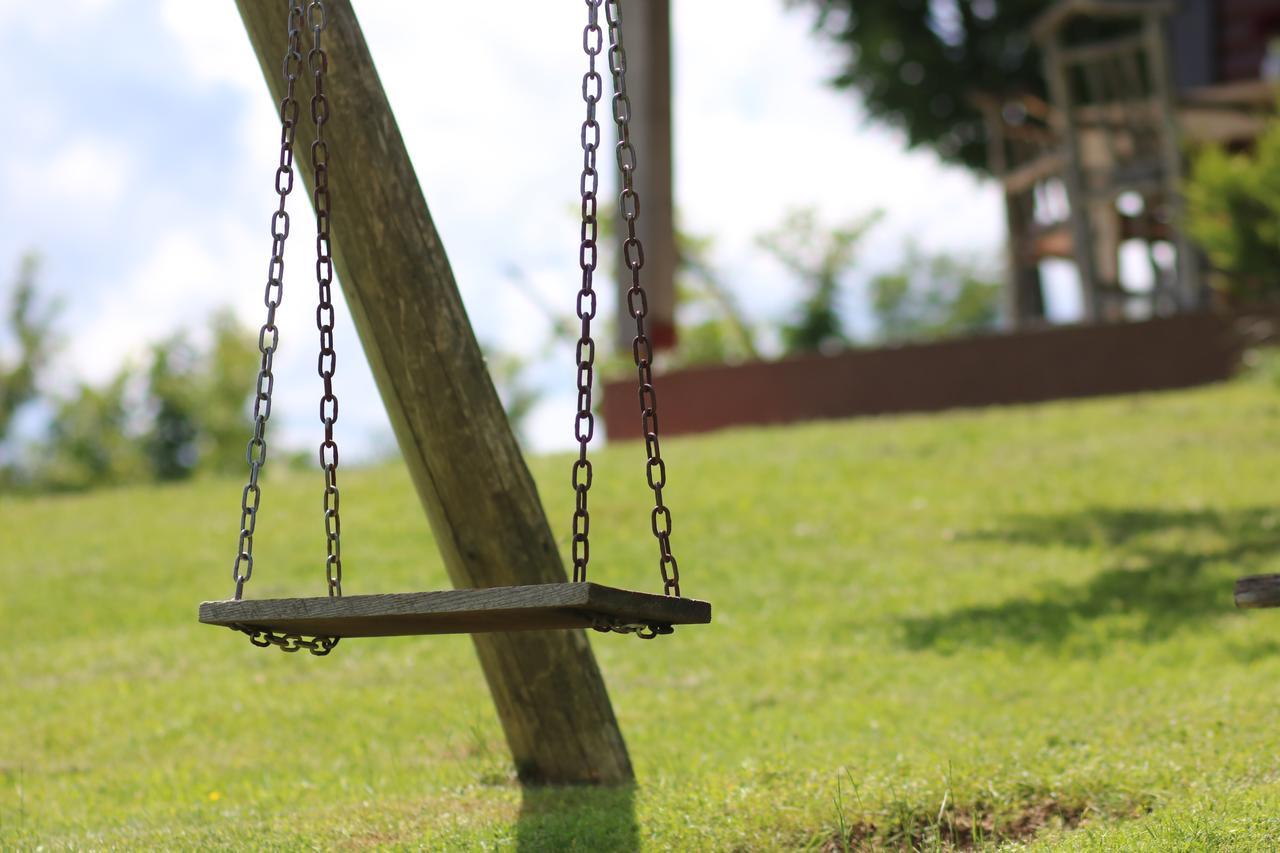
[
  {"x1": 232, "y1": 1, "x2": 305, "y2": 602},
  {"x1": 227, "y1": 0, "x2": 341, "y2": 655},
  {"x1": 604, "y1": 0, "x2": 681, "y2": 598},
  {"x1": 308, "y1": 0, "x2": 343, "y2": 598},
  {"x1": 570, "y1": 0, "x2": 605, "y2": 584},
  {"x1": 233, "y1": 624, "x2": 339, "y2": 656},
  {"x1": 591, "y1": 616, "x2": 674, "y2": 640}
]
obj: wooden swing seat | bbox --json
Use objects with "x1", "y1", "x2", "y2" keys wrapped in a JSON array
[
  {"x1": 1235, "y1": 574, "x2": 1280, "y2": 610},
  {"x1": 199, "y1": 582, "x2": 711, "y2": 637}
]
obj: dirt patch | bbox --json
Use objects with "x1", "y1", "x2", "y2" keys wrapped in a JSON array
[{"x1": 821, "y1": 797, "x2": 1089, "y2": 851}]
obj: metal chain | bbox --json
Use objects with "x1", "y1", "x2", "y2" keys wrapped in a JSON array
[
  {"x1": 225, "y1": 1, "x2": 340, "y2": 657},
  {"x1": 591, "y1": 617, "x2": 674, "y2": 639},
  {"x1": 232, "y1": 1, "x2": 305, "y2": 602},
  {"x1": 233, "y1": 624, "x2": 340, "y2": 655},
  {"x1": 308, "y1": 0, "x2": 344, "y2": 598},
  {"x1": 570, "y1": 0, "x2": 604, "y2": 584},
  {"x1": 604, "y1": 0, "x2": 681, "y2": 598}
]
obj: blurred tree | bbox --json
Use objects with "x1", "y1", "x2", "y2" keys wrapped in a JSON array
[
  {"x1": 0, "y1": 254, "x2": 59, "y2": 442},
  {"x1": 579, "y1": 209, "x2": 761, "y2": 369},
  {"x1": 41, "y1": 370, "x2": 146, "y2": 491},
  {"x1": 492, "y1": 265, "x2": 578, "y2": 446},
  {"x1": 29, "y1": 309, "x2": 255, "y2": 491},
  {"x1": 145, "y1": 310, "x2": 256, "y2": 481},
  {"x1": 757, "y1": 207, "x2": 882, "y2": 354},
  {"x1": 674, "y1": 230, "x2": 761, "y2": 367},
  {"x1": 145, "y1": 334, "x2": 201, "y2": 481},
  {"x1": 786, "y1": 0, "x2": 1123, "y2": 171},
  {"x1": 870, "y1": 244, "x2": 1002, "y2": 342},
  {"x1": 193, "y1": 310, "x2": 258, "y2": 474},
  {"x1": 483, "y1": 345, "x2": 543, "y2": 449},
  {"x1": 1185, "y1": 117, "x2": 1280, "y2": 302}
]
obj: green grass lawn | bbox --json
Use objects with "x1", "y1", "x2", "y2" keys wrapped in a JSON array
[{"x1": 4, "y1": 373, "x2": 1280, "y2": 850}]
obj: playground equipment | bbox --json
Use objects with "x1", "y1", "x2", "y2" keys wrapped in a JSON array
[
  {"x1": 198, "y1": 0, "x2": 710, "y2": 785},
  {"x1": 1235, "y1": 576, "x2": 1280, "y2": 610},
  {"x1": 200, "y1": 0, "x2": 709, "y2": 646}
]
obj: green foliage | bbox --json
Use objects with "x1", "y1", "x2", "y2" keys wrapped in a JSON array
[
  {"x1": 787, "y1": 0, "x2": 1046, "y2": 171},
  {"x1": 1185, "y1": 118, "x2": 1280, "y2": 301},
  {"x1": 27, "y1": 309, "x2": 256, "y2": 492},
  {"x1": 145, "y1": 335, "x2": 202, "y2": 481},
  {"x1": 484, "y1": 346, "x2": 543, "y2": 448},
  {"x1": 5, "y1": 379, "x2": 1280, "y2": 848},
  {"x1": 143, "y1": 310, "x2": 257, "y2": 481},
  {"x1": 787, "y1": 1, "x2": 1128, "y2": 171},
  {"x1": 870, "y1": 244, "x2": 1003, "y2": 342},
  {"x1": 199, "y1": 311, "x2": 261, "y2": 475},
  {"x1": 672, "y1": 230, "x2": 761, "y2": 367},
  {"x1": 38, "y1": 370, "x2": 146, "y2": 491},
  {"x1": 0, "y1": 253, "x2": 59, "y2": 442},
  {"x1": 584, "y1": 209, "x2": 760, "y2": 371},
  {"x1": 757, "y1": 207, "x2": 882, "y2": 355}
]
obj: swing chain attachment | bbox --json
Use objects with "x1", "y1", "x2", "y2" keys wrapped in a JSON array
[
  {"x1": 228, "y1": 0, "x2": 341, "y2": 655},
  {"x1": 591, "y1": 617, "x2": 675, "y2": 640},
  {"x1": 570, "y1": 0, "x2": 604, "y2": 585},
  {"x1": 308, "y1": 0, "x2": 344, "y2": 598},
  {"x1": 604, "y1": 0, "x2": 682, "y2": 598},
  {"x1": 231, "y1": 1, "x2": 306, "y2": 602},
  {"x1": 231, "y1": 624, "x2": 340, "y2": 656}
]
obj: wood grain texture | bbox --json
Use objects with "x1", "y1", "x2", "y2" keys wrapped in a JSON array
[
  {"x1": 200, "y1": 583, "x2": 712, "y2": 637},
  {"x1": 1235, "y1": 574, "x2": 1280, "y2": 609},
  {"x1": 233, "y1": 0, "x2": 632, "y2": 784}
]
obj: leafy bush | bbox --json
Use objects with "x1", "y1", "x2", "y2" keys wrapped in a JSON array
[
  {"x1": 1185, "y1": 118, "x2": 1280, "y2": 301},
  {"x1": 757, "y1": 207, "x2": 883, "y2": 355},
  {"x1": 869, "y1": 245, "x2": 1003, "y2": 343}
]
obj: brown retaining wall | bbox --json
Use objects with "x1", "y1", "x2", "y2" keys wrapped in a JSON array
[{"x1": 602, "y1": 312, "x2": 1245, "y2": 440}]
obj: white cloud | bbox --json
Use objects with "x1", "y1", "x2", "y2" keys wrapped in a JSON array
[
  {"x1": 0, "y1": 0, "x2": 114, "y2": 36},
  {"x1": 6, "y1": 137, "x2": 133, "y2": 207},
  {"x1": 158, "y1": 0, "x2": 264, "y2": 92},
  {"x1": 67, "y1": 228, "x2": 233, "y2": 383}
]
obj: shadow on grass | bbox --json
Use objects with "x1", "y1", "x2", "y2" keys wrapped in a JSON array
[
  {"x1": 901, "y1": 506, "x2": 1280, "y2": 655},
  {"x1": 515, "y1": 784, "x2": 637, "y2": 852}
]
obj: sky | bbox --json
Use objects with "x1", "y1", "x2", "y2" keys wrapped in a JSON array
[{"x1": 0, "y1": 0, "x2": 1035, "y2": 456}]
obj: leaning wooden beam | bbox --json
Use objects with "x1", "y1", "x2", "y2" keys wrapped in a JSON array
[
  {"x1": 1235, "y1": 575, "x2": 1280, "y2": 609},
  {"x1": 233, "y1": 0, "x2": 633, "y2": 785}
]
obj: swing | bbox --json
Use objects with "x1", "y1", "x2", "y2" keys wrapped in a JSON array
[
  {"x1": 198, "y1": 0, "x2": 710, "y2": 654},
  {"x1": 1235, "y1": 575, "x2": 1280, "y2": 610}
]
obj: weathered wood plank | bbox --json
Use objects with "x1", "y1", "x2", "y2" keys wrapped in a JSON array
[
  {"x1": 200, "y1": 583, "x2": 712, "y2": 637},
  {"x1": 1235, "y1": 574, "x2": 1280, "y2": 609},
  {"x1": 232, "y1": 0, "x2": 634, "y2": 785}
]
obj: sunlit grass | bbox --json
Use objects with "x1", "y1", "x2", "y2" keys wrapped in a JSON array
[{"x1": 4, "y1": 375, "x2": 1280, "y2": 849}]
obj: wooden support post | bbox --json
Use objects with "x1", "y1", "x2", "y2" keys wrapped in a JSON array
[
  {"x1": 233, "y1": 0, "x2": 633, "y2": 785},
  {"x1": 1005, "y1": 192, "x2": 1046, "y2": 326},
  {"x1": 615, "y1": 0, "x2": 677, "y2": 352},
  {"x1": 1143, "y1": 12, "x2": 1205, "y2": 311},
  {"x1": 977, "y1": 96, "x2": 1046, "y2": 328},
  {"x1": 1041, "y1": 37, "x2": 1102, "y2": 323}
]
